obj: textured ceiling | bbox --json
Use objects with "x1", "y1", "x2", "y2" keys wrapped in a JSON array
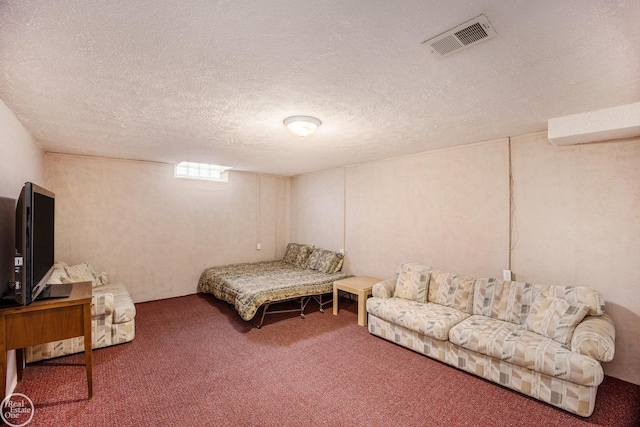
[{"x1": 1, "y1": 0, "x2": 639, "y2": 176}]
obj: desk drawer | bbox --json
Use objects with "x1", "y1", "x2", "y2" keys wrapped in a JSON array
[{"x1": 5, "y1": 305, "x2": 86, "y2": 349}]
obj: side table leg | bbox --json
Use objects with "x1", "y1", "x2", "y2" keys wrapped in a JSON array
[
  {"x1": 357, "y1": 290, "x2": 367, "y2": 326},
  {"x1": 333, "y1": 286, "x2": 339, "y2": 316}
]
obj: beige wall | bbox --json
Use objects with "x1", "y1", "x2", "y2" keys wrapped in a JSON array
[
  {"x1": 511, "y1": 131, "x2": 640, "y2": 385},
  {"x1": 45, "y1": 154, "x2": 288, "y2": 303},
  {"x1": 344, "y1": 139, "x2": 510, "y2": 279},
  {"x1": 290, "y1": 132, "x2": 640, "y2": 385},
  {"x1": 0, "y1": 99, "x2": 45, "y2": 396},
  {"x1": 0, "y1": 100, "x2": 45, "y2": 196},
  {"x1": 290, "y1": 168, "x2": 345, "y2": 252}
]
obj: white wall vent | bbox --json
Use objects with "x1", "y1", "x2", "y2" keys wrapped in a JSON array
[{"x1": 422, "y1": 15, "x2": 497, "y2": 59}]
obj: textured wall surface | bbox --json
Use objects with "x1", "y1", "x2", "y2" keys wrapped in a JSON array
[
  {"x1": 511, "y1": 131, "x2": 640, "y2": 385},
  {"x1": 0, "y1": 100, "x2": 46, "y2": 196},
  {"x1": 343, "y1": 139, "x2": 510, "y2": 280},
  {"x1": 45, "y1": 154, "x2": 288, "y2": 303},
  {"x1": 290, "y1": 169, "x2": 345, "y2": 252}
]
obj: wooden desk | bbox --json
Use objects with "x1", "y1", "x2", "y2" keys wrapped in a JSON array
[
  {"x1": 0, "y1": 282, "x2": 92, "y2": 400},
  {"x1": 333, "y1": 276, "x2": 381, "y2": 326}
]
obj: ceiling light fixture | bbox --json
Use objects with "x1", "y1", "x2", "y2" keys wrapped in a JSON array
[{"x1": 283, "y1": 116, "x2": 321, "y2": 137}]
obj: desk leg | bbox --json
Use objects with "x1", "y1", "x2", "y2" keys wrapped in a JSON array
[
  {"x1": 83, "y1": 303, "x2": 93, "y2": 399},
  {"x1": 16, "y1": 348, "x2": 24, "y2": 381},
  {"x1": 333, "y1": 286, "x2": 339, "y2": 316},
  {"x1": 0, "y1": 315, "x2": 5, "y2": 400}
]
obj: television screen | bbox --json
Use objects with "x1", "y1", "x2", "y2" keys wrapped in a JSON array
[{"x1": 15, "y1": 182, "x2": 55, "y2": 305}]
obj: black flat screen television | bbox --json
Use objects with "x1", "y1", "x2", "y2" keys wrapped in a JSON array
[{"x1": 15, "y1": 182, "x2": 55, "y2": 305}]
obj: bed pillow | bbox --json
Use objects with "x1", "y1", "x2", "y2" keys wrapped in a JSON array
[
  {"x1": 525, "y1": 294, "x2": 590, "y2": 345},
  {"x1": 304, "y1": 249, "x2": 323, "y2": 270},
  {"x1": 283, "y1": 243, "x2": 315, "y2": 267},
  {"x1": 313, "y1": 249, "x2": 344, "y2": 274}
]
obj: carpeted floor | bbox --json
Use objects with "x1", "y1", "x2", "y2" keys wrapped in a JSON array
[{"x1": 11, "y1": 294, "x2": 640, "y2": 426}]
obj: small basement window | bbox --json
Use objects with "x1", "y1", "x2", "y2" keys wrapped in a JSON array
[{"x1": 175, "y1": 162, "x2": 232, "y2": 182}]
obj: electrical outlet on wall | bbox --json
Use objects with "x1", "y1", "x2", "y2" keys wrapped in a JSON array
[
  {"x1": 503, "y1": 270, "x2": 512, "y2": 281},
  {"x1": 256, "y1": 243, "x2": 261, "y2": 250}
]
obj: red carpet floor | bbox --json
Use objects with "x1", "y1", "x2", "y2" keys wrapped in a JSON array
[{"x1": 11, "y1": 294, "x2": 640, "y2": 426}]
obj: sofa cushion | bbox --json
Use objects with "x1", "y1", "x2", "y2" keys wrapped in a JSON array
[
  {"x1": 47, "y1": 262, "x2": 70, "y2": 285},
  {"x1": 394, "y1": 262, "x2": 431, "y2": 302},
  {"x1": 449, "y1": 315, "x2": 603, "y2": 386},
  {"x1": 91, "y1": 292, "x2": 114, "y2": 317},
  {"x1": 473, "y1": 278, "x2": 537, "y2": 325},
  {"x1": 525, "y1": 295, "x2": 589, "y2": 345},
  {"x1": 571, "y1": 314, "x2": 616, "y2": 362},
  {"x1": 63, "y1": 262, "x2": 102, "y2": 288},
  {"x1": 366, "y1": 297, "x2": 470, "y2": 341},
  {"x1": 428, "y1": 270, "x2": 474, "y2": 313},
  {"x1": 96, "y1": 283, "x2": 136, "y2": 324},
  {"x1": 533, "y1": 284, "x2": 605, "y2": 316},
  {"x1": 283, "y1": 243, "x2": 314, "y2": 268}
]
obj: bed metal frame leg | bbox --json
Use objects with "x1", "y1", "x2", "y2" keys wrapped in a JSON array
[
  {"x1": 311, "y1": 293, "x2": 333, "y2": 314},
  {"x1": 250, "y1": 296, "x2": 311, "y2": 329}
]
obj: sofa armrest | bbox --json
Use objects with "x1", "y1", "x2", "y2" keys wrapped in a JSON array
[
  {"x1": 571, "y1": 313, "x2": 615, "y2": 362},
  {"x1": 372, "y1": 279, "x2": 396, "y2": 299},
  {"x1": 91, "y1": 291, "x2": 114, "y2": 318}
]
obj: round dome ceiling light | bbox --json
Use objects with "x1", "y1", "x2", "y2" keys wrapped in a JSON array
[{"x1": 283, "y1": 116, "x2": 321, "y2": 137}]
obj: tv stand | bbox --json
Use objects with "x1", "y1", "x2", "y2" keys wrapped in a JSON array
[{"x1": 0, "y1": 282, "x2": 92, "y2": 400}]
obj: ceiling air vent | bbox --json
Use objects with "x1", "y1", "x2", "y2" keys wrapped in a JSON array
[{"x1": 422, "y1": 15, "x2": 497, "y2": 59}]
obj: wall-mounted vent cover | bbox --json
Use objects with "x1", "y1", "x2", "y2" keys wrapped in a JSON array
[{"x1": 422, "y1": 15, "x2": 497, "y2": 59}]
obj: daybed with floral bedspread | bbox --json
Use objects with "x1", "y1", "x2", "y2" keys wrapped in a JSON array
[
  {"x1": 198, "y1": 243, "x2": 351, "y2": 328},
  {"x1": 366, "y1": 262, "x2": 615, "y2": 417}
]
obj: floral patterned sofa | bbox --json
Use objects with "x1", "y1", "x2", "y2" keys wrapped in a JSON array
[
  {"x1": 366, "y1": 262, "x2": 615, "y2": 417},
  {"x1": 25, "y1": 261, "x2": 136, "y2": 363}
]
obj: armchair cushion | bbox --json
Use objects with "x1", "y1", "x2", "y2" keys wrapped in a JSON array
[
  {"x1": 91, "y1": 292, "x2": 114, "y2": 317},
  {"x1": 62, "y1": 262, "x2": 102, "y2": 288},
  {"x1": 372, "y1": 279, "x2": 396, "y2": 299},
  {"x1": 97, "y1": 283, "x2": 136, "y2": 324}
]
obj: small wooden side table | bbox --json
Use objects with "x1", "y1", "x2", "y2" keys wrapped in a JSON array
[
  {"x1": 0, "y1": 281, "x2": 93, "y2": 400},
  {"x1": 333, "y1": 276, "x2": 381, "y2": 326}
]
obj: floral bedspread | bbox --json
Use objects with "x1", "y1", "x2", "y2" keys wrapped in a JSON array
[{"x1": 197, "y1": 261, "x2": 352, "y2": 321}]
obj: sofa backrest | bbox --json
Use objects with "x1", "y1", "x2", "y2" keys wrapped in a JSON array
[
  {"x1": 473, "y1": 279, "x2": 536, "y2": 325},
  {"x1": 394, "y1": 262, "x2": 432, "y2": 303},
  {"x1": 473, "y1": 278, "x2": 605, "y2": 325},
  {"x1": 427, "y1": 270, "x2": 475, "y2": 314}
]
